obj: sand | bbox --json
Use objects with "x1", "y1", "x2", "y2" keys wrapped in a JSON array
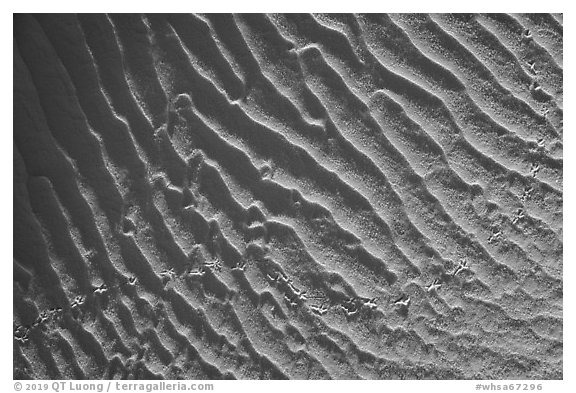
[{"x1": 13, "y1": 13, "x2": 562, "y2": 379}]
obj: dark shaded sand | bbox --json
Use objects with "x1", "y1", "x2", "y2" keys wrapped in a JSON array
[{"x1": 13, "y1": 13, "x2": 562, "y2": 379}]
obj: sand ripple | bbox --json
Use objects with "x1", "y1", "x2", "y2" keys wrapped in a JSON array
[{"x1": 13, "y1": 13, "x2": 562, "y2": 379}]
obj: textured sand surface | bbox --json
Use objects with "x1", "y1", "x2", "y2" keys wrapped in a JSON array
[{"x1": 13, "y1": 14, "x2": 562, "y2": 379}]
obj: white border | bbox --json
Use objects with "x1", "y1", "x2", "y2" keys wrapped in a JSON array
[{"x1": 6, "y1": 1, "x2": 568, "y2": 13}]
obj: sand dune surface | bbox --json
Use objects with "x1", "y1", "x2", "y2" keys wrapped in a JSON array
[{"x1": 13, "y1": 13, "x2": 562, "y2": 380}]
